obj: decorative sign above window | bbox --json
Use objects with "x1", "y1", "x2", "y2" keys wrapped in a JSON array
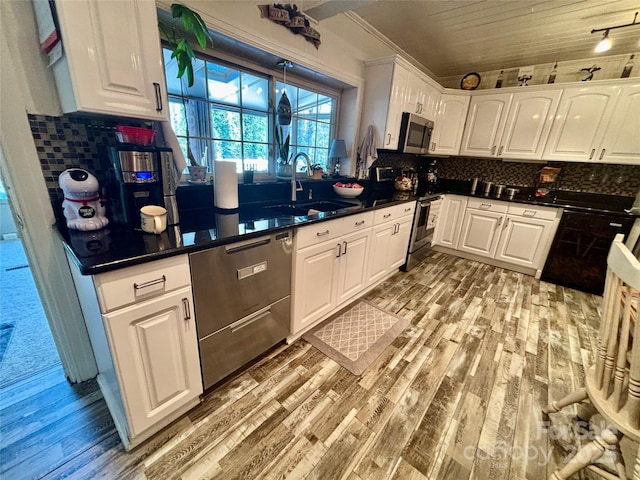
[{"x1": 258, "y1": 3, "x2": 321, "y2": 49}]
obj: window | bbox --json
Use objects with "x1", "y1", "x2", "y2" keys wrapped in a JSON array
[{"x1": 162, "y1": 49, "x2": 337, "y2": 179}]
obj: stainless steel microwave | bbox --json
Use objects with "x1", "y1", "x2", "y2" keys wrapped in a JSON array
[{"x1": 398, "y1": 112, "x2": 434, "y2": 154}]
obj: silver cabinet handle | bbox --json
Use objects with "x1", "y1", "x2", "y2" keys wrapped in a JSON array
[
  {"x1": 316, "y1": 229, "x2": 330, "y2": 237},
  {"x1": 523, "y1": 210, "x2": 536, "y2": 217},
  {"x1": 497, "y1": 145, "x2": 504, "y2": 156},
  {"x1": 503, "y1": 217, "x2": 510, "y2": 229},
  {"x1": 479, "y1": 204, "x2": 492, "y2": 210},
  {"x1": 599, "y1": 148, "x2": 606, "y2": 160},
  {"x1": 134, "y1": 275, "x2": 166, "y2": 291},
  {"x1": 182, "y1": 297, "x2": 191, "y2": 321},
  {"x1": 496, "y1": 217, "x2": 503, "y2": 230},
  {"x1": 342, "y1": 241, "x2": 347, "y2": 255},
  {"x1": 383, "y1": 213, "x2": 392, "y2": 218},
  {"x1": 386, "y1": 134, "x2": 391, "y2": 145},
  {"x1": 404, "y1": 207, "x2": 412, "y2": 212},
  {"x1": 589, "y1": 148, "x2": 596, "y2": 160},
  {"x1": 355, "y1": 220, "x2": 365, "y2": 226},
  {"x1": 431, "y1": 141, "x2": 436, "y2": 151},
  {"x1": 336, "y1": 243, "x2": 342, "y2": 258},
  {"x1": 153, "y1": 82, "x2": 163, "y2": 112},
  {"x1": 491, "y1": 145, "x2": 496, "y2": 156},
  {"x1": 610, "y1": 222, "x2": 623, "y2": 228}
]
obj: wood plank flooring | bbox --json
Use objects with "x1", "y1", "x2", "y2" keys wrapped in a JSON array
[{"x1": 1, "y1": 251, "x2": 633, "y2": 479}]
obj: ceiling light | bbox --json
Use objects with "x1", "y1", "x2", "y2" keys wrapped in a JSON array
[
  {"x1": 591, "y1": 11, "x2": 639, "y2": 53},
  {"x1": 595, "y1": 30, "x2": 612, "y2": 52}
]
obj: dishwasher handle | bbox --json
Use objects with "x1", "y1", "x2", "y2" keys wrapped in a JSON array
[
  {"x1": 230, "y1": 306, "x2": 272, "y2": 333},
  {"x1": 225, "y1": 237, "x2": 271, "y2": 254}
]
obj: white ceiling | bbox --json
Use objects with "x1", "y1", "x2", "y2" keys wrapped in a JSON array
[{"x1": 303, "y1": 0, "x2": 640, "y2": 78}]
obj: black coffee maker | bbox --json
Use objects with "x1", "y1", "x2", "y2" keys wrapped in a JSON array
[{"x1": 104, "y1": 145, "x2": 179, "y2": 229}]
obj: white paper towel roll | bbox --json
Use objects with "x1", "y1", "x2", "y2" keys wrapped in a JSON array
[{"x1": 213, "y1": 160, "x2": 238, "y2": 209}]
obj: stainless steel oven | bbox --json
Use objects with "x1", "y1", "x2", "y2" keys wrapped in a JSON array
[{"x1": 402, "y1": 195, "x2": 442, "y2": 271}]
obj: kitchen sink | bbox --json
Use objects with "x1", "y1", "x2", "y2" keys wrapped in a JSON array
[{"x1": 264, "y1": 200, "x2": 358, "y2": 216}]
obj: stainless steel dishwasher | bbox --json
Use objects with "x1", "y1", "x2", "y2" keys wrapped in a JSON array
[{"x1": 190, "y1": 230, "x2": 293, "y2": 390}]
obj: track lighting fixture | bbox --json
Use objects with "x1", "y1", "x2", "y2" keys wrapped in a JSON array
[{"x1": 591, "y1": 11, "x2": 639, "y2": 53}]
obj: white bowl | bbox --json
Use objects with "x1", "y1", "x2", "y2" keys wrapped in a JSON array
[{"x1": 333, "y1": 185, "x2": 364, "y2": 198}]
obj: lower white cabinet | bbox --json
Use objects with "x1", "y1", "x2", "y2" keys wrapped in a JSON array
[
  {"x1": 367, "y1": 209, "x2": 414, "y2": 285},
  {"x1": 67, "y1": 254, "x2": 202, "y2": 450},
  {"x1": 103, "y1": 286, "x2": 202, "y2": 438},
  {"x1": 433, "y1": 194, "x2": 467, "y2": 248},
  {"x1": 435, "y1": 195, "x2": 560, "y2": 276},
  {"x1": 458, "y1": 201, "x2": 508, "y2": 258},
  {"x1": 292, "y1": 213, "x2": 373, "y2": 335}
]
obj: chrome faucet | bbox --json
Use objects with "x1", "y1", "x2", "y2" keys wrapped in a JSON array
[{"x1": 291, "y1": 152, "x2": 312, "y2": 202}]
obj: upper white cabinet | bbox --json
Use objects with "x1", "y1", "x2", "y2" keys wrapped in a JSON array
[
  {"x1": 52, "y1": 0, "x2": 168, "y2": 120},
  {"x1": 543, "y1": 83, "x2": 640, "y2": 165},
  {"x1": 430, "y1": 95, "x2": 471, "y2": 155},
  {"x1": 361, "y1": 57, "x2": 441, "y2": 150},
  {"x1": 361, "y1": 59, "x2": 409, "y2": 150},
  {"x1": 459, "y1": 93, "x2": 512, "y2": 157},
  {"x1": 459, "y1": 90, "x2": 561, "y2": 160}
]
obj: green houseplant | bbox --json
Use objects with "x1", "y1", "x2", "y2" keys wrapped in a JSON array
[{"x1": 159, "y1": 4, "x2": 213, "y2": 170}]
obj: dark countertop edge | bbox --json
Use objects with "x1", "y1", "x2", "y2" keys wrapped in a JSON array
[{"x1": 60, "y1": 195, "x2": 419, "y2": 276}]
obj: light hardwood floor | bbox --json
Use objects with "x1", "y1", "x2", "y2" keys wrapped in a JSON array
[{"x1": 1, "y1": 251, "x2": 627, "y2": 479}]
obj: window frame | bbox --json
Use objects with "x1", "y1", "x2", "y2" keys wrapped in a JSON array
[{"x1": 162, "y1": 45, "x2": 341, "y2": 183}]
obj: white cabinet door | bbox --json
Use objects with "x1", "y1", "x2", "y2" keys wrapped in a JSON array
[
  {"x1": 460, "y1": 93, "x2": 513, "y2": 157},
  {"x1": 433, "y1": 195, "x2": 468, "y2": 248},
  {"x1": 599, "y1": 84, "x2": 640, "y2": 165},
  {"x1": 104, "y1": 287, "x2": 202, "y2": 437},
  {"x1": 367, "y1": 223, "x2": 394, "y2": 285},
  {"x1": 458, "y1": 209, "x2": 505, "y2": 258},
  {"x1": 388, "y1": 217, "x2": 413, "y2": 270},
  {"x1": 292, "y1": 239, "x2": 340, "y2": 334},
  {"x1": 336, "y1": 229, "x2": 371, "y2": 305},
  {"x1": 52, "y1": 0, "x2": 168, "y2": 120},
  {"x1": 431, "y1": 95, "x2": 470, "y2": 155},
  {"x1": 543, "y1": 85, "x2": 621, "y2": 162},
  {"x1": 499, "y1": 90, "x2": 562, "y2": 160},
  {"x1": 494, "y1": 215, "x2": 553, "y2": 269},
  {"x1": 384, "y1": 63, "x2": 410, "y2": 149}
]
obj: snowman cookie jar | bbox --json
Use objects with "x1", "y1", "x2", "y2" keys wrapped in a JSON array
[{"x1": 59, "y1": 168, "x2": 109, "y2": 231}]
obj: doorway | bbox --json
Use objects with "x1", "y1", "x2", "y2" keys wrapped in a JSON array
[{"x1": 0, "y1": 178, "x2": 61, "y2": 387}]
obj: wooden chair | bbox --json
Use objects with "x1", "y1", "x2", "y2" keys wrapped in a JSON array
[{"x1": 543, "y1": 232, "x2": 640, "y2": 480}]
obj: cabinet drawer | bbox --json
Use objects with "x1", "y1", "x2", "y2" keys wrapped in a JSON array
[
  {"x1": 342, "y1": 211, "x2": 374, "y2": 234},
  {"x1": 296, "y1": 217, "x2": 344, "y2": 249},
  {"x1": 466, "y1": 198, "x2": 509, "y2": 213},
  {"x1": 373, "y1": 201, "x2": 416, "y2": 225},
  {"x1": 507, "y1": 204, "x2": 559, "y2": 221},
  {"x1": 95, "y1": 255, "x2": 191, "y2": 313}
]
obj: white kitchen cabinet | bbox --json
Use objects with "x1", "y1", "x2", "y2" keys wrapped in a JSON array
[
  {"x1": 51, "y1": 0, "x2": 168, "y2": 120},
  {"x1": 460, "y1": 90, "x2": 561, "y2": 160},
  {"x1": 499, "y1": 90, "x2": 562, "y2": 160},
  {"x1": 66, "y1": 254, "x2": 202, "y2": 450},
  {"x1": 494, "y1": 204, "x2": 559, "y2": 275},
  {"x1": 433, "y1": 194, "x2": 468, "y2": 248},
  {"x1": 430, "y1": 95, "x2": 471, "y2": 155},
  {"x1": 292, "y1": 212, "x2": 374, "y2": 335},
  {"x1": 542, "y1": 84, "x2": 624, "y2": 163},
  {"x1": 406, "y1": 71, "x2": 441, "y2": 120},
  {"x1": 598, "y1": 84, "x2": 640, "y2": 165},
  {"x1": 367, "y1": 203, "x2": 415, "y2": 284},
  {"x1": 361, "y1": 59, "x2": 410, "y2": 150},
  {"x1": 103, "y1": 286, "x2": 201, "y2": 437},
  {"x1": 458, "y1": 204, "x2": 507, "y2": 258}
]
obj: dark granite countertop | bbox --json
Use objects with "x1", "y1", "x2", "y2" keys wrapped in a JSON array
[
  {"x1": 59, "y1": 187, "x2": 420, "y2": 275},
  {"x1": 59, "y1": 178, "x2": 637, "y2": 276}
]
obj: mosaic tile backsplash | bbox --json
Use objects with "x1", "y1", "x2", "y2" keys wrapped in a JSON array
[
  {"x1": 29, "y1": 114, "x2": 639, "y2": 221},
  {"x1": 28, "y1": 114, "x2": 150, "y2": 221},
  {"x1": 374, "y1": 151, "x2": 639, "y2": 197}
]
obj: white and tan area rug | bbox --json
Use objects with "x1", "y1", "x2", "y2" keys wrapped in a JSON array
[{"x1": 302, "y1": 300, "x2": 409, "y2": 375}]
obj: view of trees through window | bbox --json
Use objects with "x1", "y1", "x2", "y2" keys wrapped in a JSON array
[{"x1": 162, "y1": 48, "x2": 337, "y2": 178}]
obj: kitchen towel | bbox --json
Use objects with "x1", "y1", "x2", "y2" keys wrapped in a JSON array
[
  {"x1": 213, "y1": 160, "x2": 239, "y2": 210},
  {"x1": 159, "y1": 121, "x2": 187, "y2": 185},
  {"x1": 357, "y1": 125, "x2": 377, "y2": 179}
]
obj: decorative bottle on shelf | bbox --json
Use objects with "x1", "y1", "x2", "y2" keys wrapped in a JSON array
[
  {"x1": 495, "y1": 70, "x2": 504, "y2": 88},
  {"x1": 547, "y1": 62, "x2": 558, "y2": 84},
  {"x1": 621, "y1": 54, "x2": 634, "y2": 78}
]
